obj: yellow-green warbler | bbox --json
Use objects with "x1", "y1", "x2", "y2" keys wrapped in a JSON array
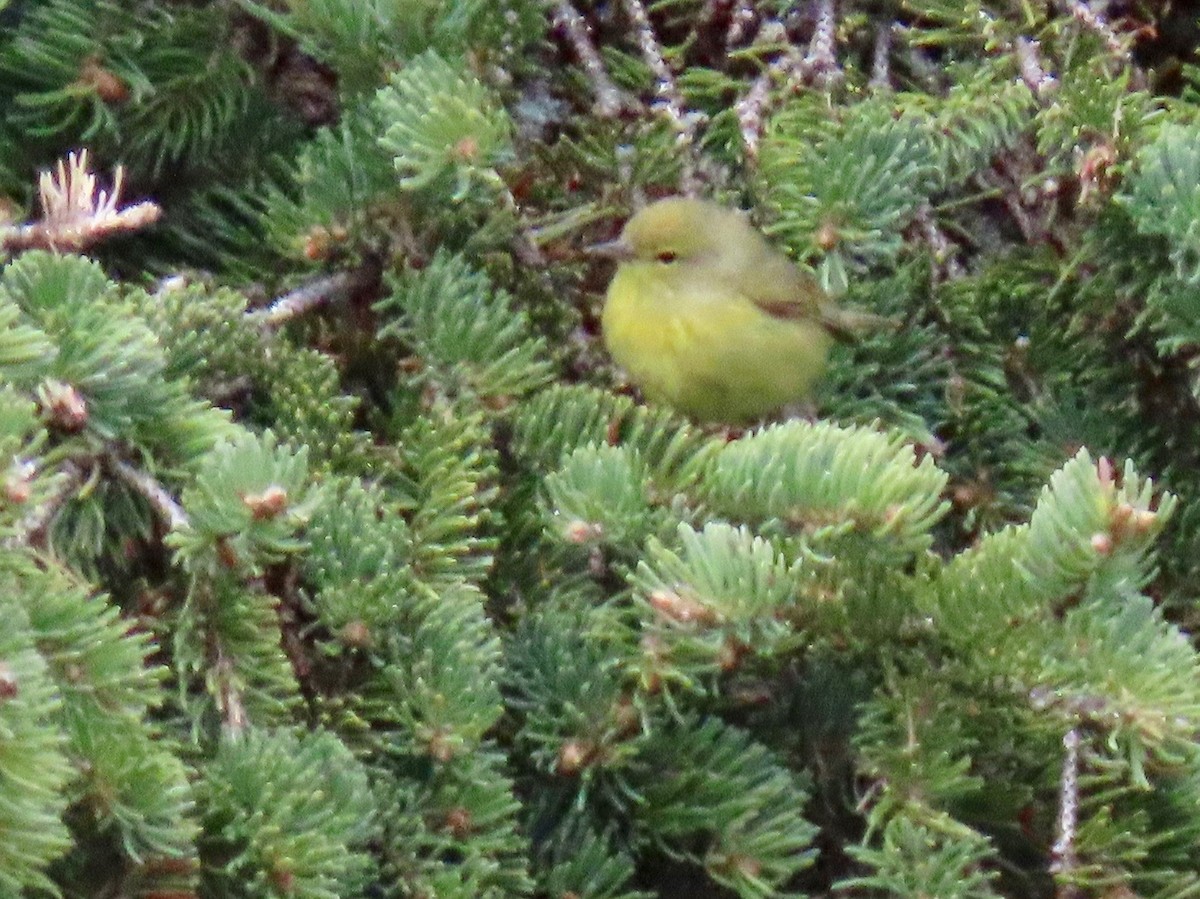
[{"x1": 594, "y1": 197, "x2": 865, "y2": 423}]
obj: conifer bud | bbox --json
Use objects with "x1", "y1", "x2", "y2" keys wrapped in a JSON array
[
  {"x1": 242, "y1": 484, "x2": 289, "y2": 520},
  {"x1": 268, "y1": 864, "x2": 295, "y2": 894},
  {"x1": 609, "y1": 696, "x2": 640, "y2": 737},
  {"x1": 557, "y1": 739, "x2": 590, "y2": 774},
  {"x1": 215, "y1": 537, "x2": 240, "y2": 570},
  {"x1": 302, "y1": 226, "x2": 333, "y2": 261},
  {"x1": 340, "y1": 619, "x2": 372, "y2": 648},
  {"x1": 1109, "y1": 501, "x2": 1134, "y2": 534},
  {"x1": 816, "y1": 220, "x2": 840, "y2": 251},
  {"x1": 4, "y1": 459, "x2": 34, "y2": 504},
  {"x1": 1090, "y1": 532, "x2": 1113, "y2": 556},
  {"x1": 443, "y1": 806, "x2": 473, "y2": 838},
  {"x1": 1078, "y1": 143, "x2": 1118, "y2": 204},
  {"x1": 563, "y1": 518, "x2": 603, "y2": 544},
  {"x1": 453, "y1": 135, "x2": 481, "y2": 161},
  {"x1": 1129, "y1": 508, "x2": 1157, "y2": 534},
  {"x1": 39, "y1": 380, "x2": 88, "y2": 432},
  {"x1": 77, "y1": 55, "x2": 129, "y2": 104},
  {"x1": 639, "y1": 635, "x2": 665, "y2": 694},
  {"x1": 717, "y1": 638, "x2": 745, "y2": 671},
  {"x1": 648, "y1": 587, "x2": 718, "y2": 625},
  {"x1": 427, "y1": 730, "x2": 455, "y2": 763},
  {"x1": 0, "y1": 662, "x2": 17, "y2": 699}
]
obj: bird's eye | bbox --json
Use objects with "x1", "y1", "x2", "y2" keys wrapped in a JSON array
[{"x1": 656, "y1": 251, "x2": 678, "y2": 263}]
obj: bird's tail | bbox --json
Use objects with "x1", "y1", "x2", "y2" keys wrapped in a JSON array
[{"x1": 819, "y1": 306, "x2": 895, "y2": 343}]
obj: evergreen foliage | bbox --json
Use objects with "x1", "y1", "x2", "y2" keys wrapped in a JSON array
[{"x1": 5, "y1": 1, "x2": 1200, "y2": 897}]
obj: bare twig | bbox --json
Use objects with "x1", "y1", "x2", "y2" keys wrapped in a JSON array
[
  {"x1": 1050, "y1": 727, "x2": 1083, "y2": 899},
  {"x1": 251, "y1": 271, "x2": 356, "y2": 331},
  {"x1": 869, "y1": 24, "x2": 892, "y2": 91},
  {"x1": 1016, "y1": 37, "x2": 1057, "y2": 100},
  {"x1": 550, "y1": 0, "x2": 630, "y2": 118},
  {"x1": 735, "y1": 20, "x2": 807, "y2": 161},
  {"x1": 216, "y1": 648, "x2": 249, "y2": 736},
  {"x1": 805, "y1": 0, "x2": 841, "y2": 88},
  {"x1": 735, "y1": 73, "x2": 774, "y2": 161},
  {"x1": 620, "y1": 0, "x2": 706, "y2": 194},
  {"x1": 0, "y1": 150, "x2": 160, "y2": 254},
  {"x1": 110, "y1": 457, "x2": 189, "y2": 532}
]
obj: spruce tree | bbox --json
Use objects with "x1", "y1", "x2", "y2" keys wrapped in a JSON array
[{"x1": 2, "y1": 1, "x2": 1200, "y2": 897}]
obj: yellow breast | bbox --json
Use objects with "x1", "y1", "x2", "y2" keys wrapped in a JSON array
[{"x1": 600, "y1": 263, "x2": 832, "y2": 422}]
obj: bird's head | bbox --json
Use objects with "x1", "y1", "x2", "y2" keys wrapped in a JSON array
[{"x1": 588, "y1": 197, "x2": 745, "y2": 266}]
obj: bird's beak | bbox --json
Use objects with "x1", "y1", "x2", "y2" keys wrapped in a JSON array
[{"x1": 585, "y1": 237, "x2": 636, "y2": 261}]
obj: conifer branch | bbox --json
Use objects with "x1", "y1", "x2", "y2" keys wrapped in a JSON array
[
  {"x1": 550, "y1": 0, "x2": 630, "y2": 118},
  {"x1": 620, "y1": 0, "x2": 706, "y2": 194},
  {"x1": 110, "y1": 457, "x2": 189, "y2": 533},
  {"x1": 0, "y1": 151, "x2": 161, "y2": 254},
  {"x1": 1049, "y1": 727, "x2": 1083, "y2": 899}
]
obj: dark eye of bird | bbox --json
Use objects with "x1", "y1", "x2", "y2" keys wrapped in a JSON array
[{"x1": 656, "y1": 251, "x2": 678, "y2": 263}]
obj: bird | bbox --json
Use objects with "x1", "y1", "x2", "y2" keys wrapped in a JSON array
[{"x1": 592, "y1": 196, "x2": 864, "y2": 423}]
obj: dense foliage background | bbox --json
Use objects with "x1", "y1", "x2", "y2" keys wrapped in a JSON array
[{"x1": 4, "y1": 0, "x2": 1200, "y2": 896}]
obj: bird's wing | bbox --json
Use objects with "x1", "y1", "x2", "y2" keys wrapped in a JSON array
[{"x1": 738, "y1": 257, "x2": 884, "y2": 341}]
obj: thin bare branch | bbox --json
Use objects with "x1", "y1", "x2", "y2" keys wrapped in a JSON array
[
  {"x1": 110, "y1": 457, "x2": 189, "y2": 533},
  {"x1": 620, "y1": 0, "x2": 706, "y2": 194},
  {"x1": 1050, "y1": 727, "x2": 1083, "y2": 899},
  {"x1": 216, "y1": 648, "x2": 249, "y2": 736},
  {"x1": 805, "y1": 0, "x2": 841, "y2": 88},
  {"x1": 550, "y1": 0, "x2": 631, "y2": 118},
  {"x1": 251, "y1": 271, "x2": 356, "y2": 331},
  {"x1": 734, "y1": 20, "x2": 812, "y2": 160},
  {"x1": 869, "y1": 24, "x2": 893, "y2": 91},
  {"x1": 915, "y1": 204, "x2": 965, "y2": 279},
  {"x1": 1016, "y1": 37, "x2": 1057, "y2": 100}
]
